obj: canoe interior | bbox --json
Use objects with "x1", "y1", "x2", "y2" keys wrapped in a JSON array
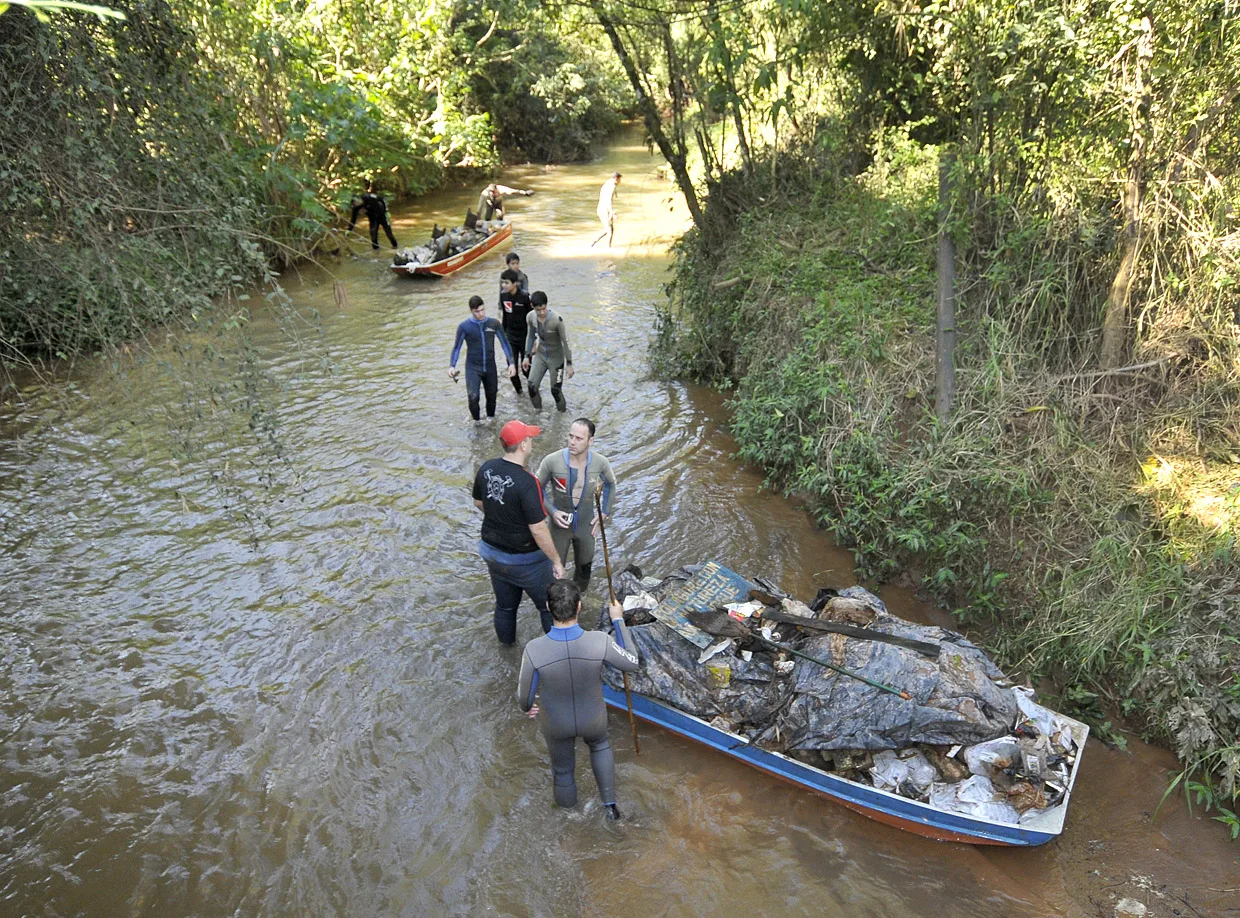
[
  {"x1": 603, "y1": 685, "x2": 1088, "y2": 846},
  {"x1": 390, "y1": 221, "x2": 513, "y2": 277}
]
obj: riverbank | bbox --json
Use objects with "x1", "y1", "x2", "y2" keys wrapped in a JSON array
[{"x1": 658, "y1": 135, "x2": 1240, "y2": 835}]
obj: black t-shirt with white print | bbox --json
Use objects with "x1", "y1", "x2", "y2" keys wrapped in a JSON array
[{"x1": 473, "y1": 457, "x2": 547, "y2": 554}]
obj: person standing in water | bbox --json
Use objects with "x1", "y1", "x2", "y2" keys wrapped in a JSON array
[
  {"x1": 590, "y1": 172, "x2": 621, "y2": 248},
  {"x1": 475, "y1": 421, "x2": 567, "y2": 645},
  {"x1": 501, "y1": 252, "x2": 529, "y2": 296},
  {"x1": 448, "y1": 296, "x2": 516, "y2": 423},
  {"x1": 499, "y1": 269, "x2": 534, "y2": 395},
  {"x1": 478, "y1": 182, "x2": 534, "y2": 221},
  {"x1": 518, "y1": 579, "x2": 639, "y2": 820},
  {"x1": 536, "y1": 418, "x2": 616, "y2": 592},
  {"x1": 522, "y1": 291, "x2": 573, "y2": 412},
  {"x1": 348, "y1": 187, "x2": 399, "y2": 250}
]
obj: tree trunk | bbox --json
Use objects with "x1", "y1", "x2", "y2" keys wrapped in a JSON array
[
  {"x1": 1101, "y1": 17, "x2": 1153, "y2": 368},
  {"x1": 592, "y1": 3, "x2": 703, "y2": 225},
  {"x1": 936, "y1": 151, "x2": 957, "y2": 420}
]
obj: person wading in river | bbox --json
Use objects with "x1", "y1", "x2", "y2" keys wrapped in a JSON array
[
  {"x1": 590, "y1": 172, "x2": 621, "y2": 248},
  {"x1": 347, "y1": 186, "x2": 399, "y2": 250},
  {"x1": 477, "y1": 182, "x2": 534, "y2": 221},
  {"x1": 499, "y1": 269, "x2": 534, "y2": 396},
  {"x1": 535, "y1": 418, "x2": 616, "y2": 592},
  {"x1": 522, "y1": 292, "x2": 573, "y2": 412},
  {"x1": 501, "y1": 252, "x2": 529, "y2": 296},
  {"x1": 518, "y1": 579, "x2": 639, "y2": 820},
  {"x1": 475, "y1": 421, "x2": 566, "y2": 645},
  {"x1": 448, "y1": 296, "x2": 516, "y2": 423}
]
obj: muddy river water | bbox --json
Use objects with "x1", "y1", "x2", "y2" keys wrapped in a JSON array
[{"x1": 1, "y1": 134, "x2": 1237, "y2": 917}]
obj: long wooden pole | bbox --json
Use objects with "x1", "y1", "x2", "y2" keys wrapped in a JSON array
[{"x1": 595, "y1": 490, "x2": 640, "y2": 755}]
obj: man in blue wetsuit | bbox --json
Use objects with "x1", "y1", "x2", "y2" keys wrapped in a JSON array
[
  {"x1": 474, "y1": 421, "x2": 567, "y2": 645},
  {"x1": 448, "y1": 296, "x2": 517, "y2": 422},
  {"x1": 518, "y1": 579, "x2": 639, "y2": 820}
]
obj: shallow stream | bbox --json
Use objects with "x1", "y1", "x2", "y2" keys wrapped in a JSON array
[{"x1": 1, "y1": 132, "x2": 1236, "y2": 916}]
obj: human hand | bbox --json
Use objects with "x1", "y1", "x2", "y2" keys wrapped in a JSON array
[
  {"x1": 553, "y1": 510, "x2": 572, "y2": 529},
  {"x1": 522, "y1": 358, "x2": 530, "y2": 372},
  {"x1": 528, "y1": 704, "x2": 540, "y2": 719},
  {"x1": 608, "y1": 601, "x2": 624, "y2": 622},
  {"x1": 552, "y1": 560, "x2": 566, "y2": 580},
  {"x1": 591, "y1": 514, "x2": 605, "y2": 537},
  {"x1": 507, "y1": 364, "x2": 516, "y2": 378},
  {"x1": 566, "y1": 365, "x2": 575, "y2": 379},
  {"x1": 447, "y1": 367, "x2": 459, "y2": 382}
]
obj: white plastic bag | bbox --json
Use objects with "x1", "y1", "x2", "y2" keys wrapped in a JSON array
[
  {"x1": 929, "y1": 776, "x2": 1021, "y2": 824},
  {"x1": 962, "y1": 737, "x2": 1023, "y2": 776},
  {"x1": 870, "y1": 750, "x2": 938, "y2": 796}
]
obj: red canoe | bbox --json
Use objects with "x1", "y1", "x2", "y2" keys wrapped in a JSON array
[{"x1": 390, "y1": 221, "x2": 514, "y2": 277}]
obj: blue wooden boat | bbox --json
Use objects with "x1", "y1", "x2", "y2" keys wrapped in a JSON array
[{"x1": 602, "y1": 685, "x2": 1088, "y2": 846}]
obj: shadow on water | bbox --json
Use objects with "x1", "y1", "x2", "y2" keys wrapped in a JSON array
[{"x1": 1, "y1": 129, "x2": 1237, "y2": 916}]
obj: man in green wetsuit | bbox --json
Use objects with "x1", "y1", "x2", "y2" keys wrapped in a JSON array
[
  {"x1": 535, "y1": 418, "x2": 617, "y2": 592},
  {"x1": 522, "y1": 291, "x2": 573, "y2": 412}
]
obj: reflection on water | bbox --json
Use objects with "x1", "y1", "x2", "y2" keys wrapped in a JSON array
[{"x1": 1, "y1": 132, "x2": 1236, "y2": 917}]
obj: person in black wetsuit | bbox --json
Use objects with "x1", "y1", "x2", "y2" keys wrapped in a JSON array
[
  {"x1": 448, "y1": 296, "x2": 516, "y2": 422},
  {"x1": 518, "y1": 579, "x2": 639, "y2": 819},
  {"x1": 474, "y1": 421, "x2": 567, "y2": 645},
  {"x1": 498, "y1": 269, "x2": 533, "y2": 394},
  {"x1": 347, "y1": 188, "x2": 398, "y2": 250}
]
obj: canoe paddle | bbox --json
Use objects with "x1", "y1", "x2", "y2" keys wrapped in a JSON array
[{"x1": 595, "y1": 490, "x2": 641, "y2": 755}]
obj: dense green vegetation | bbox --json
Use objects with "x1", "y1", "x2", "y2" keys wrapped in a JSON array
[
  {"x1": 0, "y1": 0, "x2": 628, "y2": 365},
  {"x1": 634, "y1": 1, "x2": 1239, "y2": 831}
]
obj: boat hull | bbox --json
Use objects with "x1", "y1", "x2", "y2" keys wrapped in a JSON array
[
  {"x1": 391, "y1": 221, "x2": 513, "y2": 277},
  {"x1": 602, "y1": 686, "x2": 1086, "y2": 846}
]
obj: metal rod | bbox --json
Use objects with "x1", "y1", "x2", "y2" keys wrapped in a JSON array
[{"x1": 595, "y1": 490, "x2": 641, "y2": 755}]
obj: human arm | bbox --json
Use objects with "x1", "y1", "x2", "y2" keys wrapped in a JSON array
[
  {"x1": 517, "y1": 650, "x2": 540, "y2": 712},
  {"x1": 558, "y1": 316, "x2": 573, "y2": 377},
  {"x1": 347, "y1": 202, "x2": 362, "y2": 231},
  {"x1": 529, "y1": 520, "x2": 566, "y2": 580},
  {"x1": 493, "y1": 319, "x2": 514, "y2": 364},
  {"x1": 525, "y1": 320, "x2": 538, "y2": 362},
  {"x1": 447, "y1": 324, "x2": 465, "y2": 379},
  {"x1": 603, "y1": 603, "x2": 640, "y2": 670},
  {"x1": 494, "y1": 184, "x2": 533, "y2": 196},
  {"x1": 474, "y1": 499, "x2": 484, "y2": 511}
]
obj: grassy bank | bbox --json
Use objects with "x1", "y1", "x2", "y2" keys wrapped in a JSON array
[{"x1": 659, "y1": 133, "x2": 1240, "y2": 833}]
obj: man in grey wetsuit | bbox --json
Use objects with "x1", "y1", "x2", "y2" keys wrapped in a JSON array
[
  {"x1": 522, "y1": 291, "x2": 573, "y2": 411},
  {"x1": 536, "y1": 418, "x2": 616, "y2": 593},
  {"x1": 517, "y1": 579, "x2": 639, "y2": 820}
]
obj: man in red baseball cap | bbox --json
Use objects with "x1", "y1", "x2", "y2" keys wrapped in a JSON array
[{"x1": 473, "y1": 420, "x2": 567, "y2": 645}]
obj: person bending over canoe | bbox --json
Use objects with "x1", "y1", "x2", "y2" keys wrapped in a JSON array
[
  {"x1": 522, "y1": 292, "x2": 573, "y2": 412},
  {"x1": 477, "y1": 182, "x2": 534, "y2": 221},
  {"x1": 518, "y1": 579, "x2": 639, "y2": 820},
  {"x1": 535, "y1": 418, "x2": 616, "y2": 593},
  {"x1": 499, "y1": 270, "x2": 534, "y2": 395},
  {"x1": 448, "y1": 296, "x2": 516, "y2": 423},
  {"x1": 348, "y1": 187, "x2": 398, "y2": 250},
  {"x1": 474, "y1": 421, "x2": 566, "y2": 645}
]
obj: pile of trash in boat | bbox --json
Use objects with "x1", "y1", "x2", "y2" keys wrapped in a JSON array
[
  {"x1": 393, "y1": 210, "x2": 503, "y2": 267},
  {"x1": 598, "y1": 562, "x2": 1082, "y2": 827}
]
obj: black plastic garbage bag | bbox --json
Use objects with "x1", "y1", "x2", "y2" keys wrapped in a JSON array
[{"x1": 599, "y1": 568, "x2": 1017, "y2": 752}]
